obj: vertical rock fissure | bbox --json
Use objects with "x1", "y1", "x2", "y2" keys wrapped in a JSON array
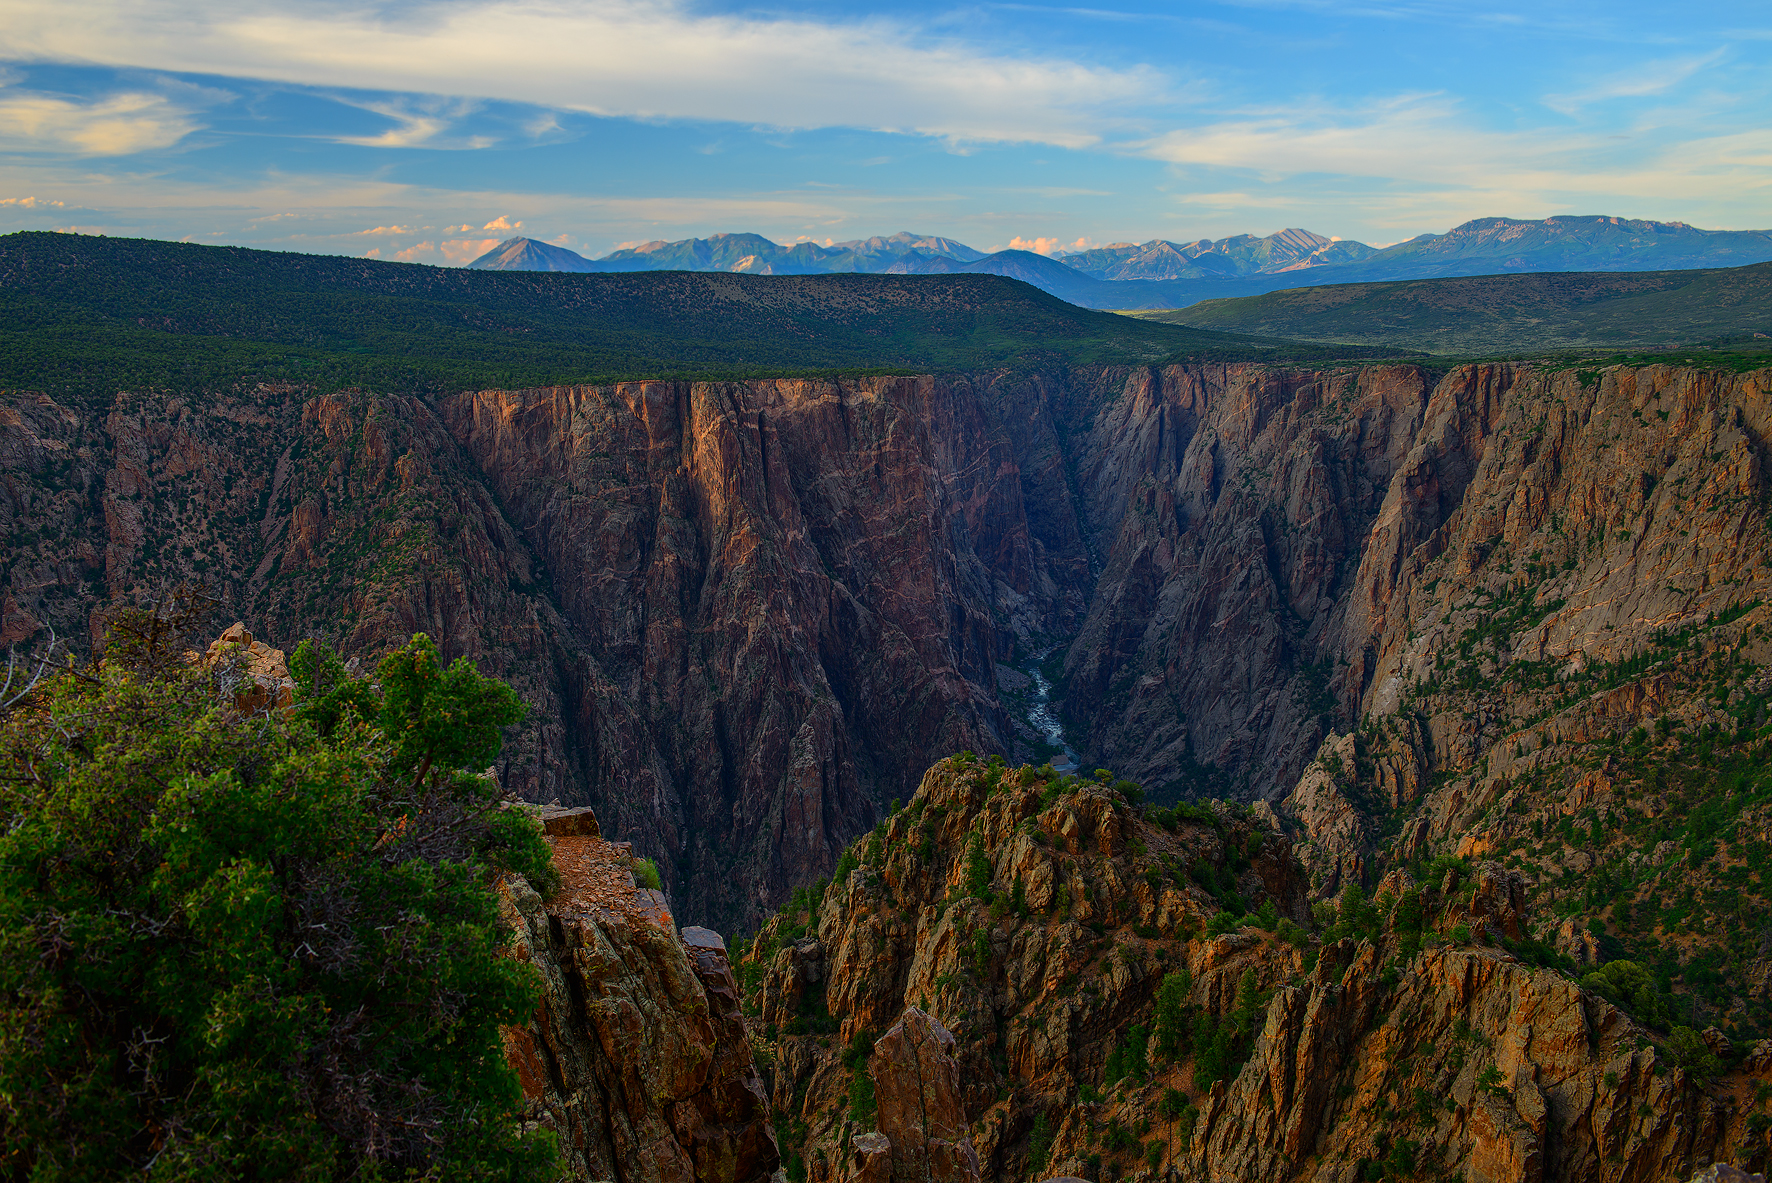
[{"x1": 911, "y1": 1019, "x2": 934, "y2": 1183}]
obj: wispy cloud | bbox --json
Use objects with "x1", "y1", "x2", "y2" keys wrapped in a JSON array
[
  {"x1": 328, "y1": 95, "x2": 489, "y2": 148},
  {"x1": 1543, "y1": 50, "x2": 1728, "y2": 115},
  {"x1": 0, "y1": 87, "x2": 200, "y2": 154},
  {"x1": 0, "y1": 0, "x2": 1166, "y2": 147},
  {"x1": 1133, "y1": 89, "x2": 1772, "y2": 229}
]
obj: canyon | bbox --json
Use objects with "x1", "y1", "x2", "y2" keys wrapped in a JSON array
[
  {"x1": 2, "y1": 358, "x2": 1771, "y2": 948},
  {"x1": 5, "y1": 342, "x2": 1772, "y2": 1179}
]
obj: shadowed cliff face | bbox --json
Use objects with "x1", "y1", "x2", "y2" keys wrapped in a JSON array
[
  {"x1": 2, "y1": 361, "x2": 1769, "y2": 935},
  {"x1": 438, "y1": 376, "x2": 1092, "y2": 926},
  {"x1": 1056, "y1": 364, "x2": 1440, "y2": 797},
  {"x1": 1054, "y1": 362, "x2": 1772, "y2": 801}
]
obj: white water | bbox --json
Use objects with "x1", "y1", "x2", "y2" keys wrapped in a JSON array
[{"x1": 1025, "y1": 646, "x2": 1079, "y2": 773}]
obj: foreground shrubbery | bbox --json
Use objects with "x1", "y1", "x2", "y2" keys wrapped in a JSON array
[{"x1": 0, "y1": 601, "x2": 560, "y2": 1181}]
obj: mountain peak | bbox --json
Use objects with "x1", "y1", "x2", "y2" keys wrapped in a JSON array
[{"x1": 466, "y1": 237, "x2": 596, "y2": 272}]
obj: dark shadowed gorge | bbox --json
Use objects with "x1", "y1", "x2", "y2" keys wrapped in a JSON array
[{"x1": 5, "y1": 359, "x2": 1772, "y2": 948}]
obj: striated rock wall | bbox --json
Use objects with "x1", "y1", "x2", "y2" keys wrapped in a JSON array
[
  {"x1": 4, "y1": 360, "x2": 1769, "y2": 931},
  {"x1": 500, "y1": 806, "x2": 778, "y2": 1183},
  {"x1": 439, "y1": 376, "x2": 1086, "y2": 928}
]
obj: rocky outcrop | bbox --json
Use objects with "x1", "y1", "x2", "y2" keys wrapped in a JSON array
[
  {"x1": 500, "y1": 808, "x2": 777, "y2": 1183},
  {"x1": 742, "y1": 755, "x2": 1310, "y2": 1183},
  {"x1": 741, "y1": 755, "x2": 1772, "y2": 1183},
  {"x1": 869, "y1": 1009, "x2": 980, "y2": 1183},
  {"x1": 193, "y1": 621, "x2": 293, "y2": 712},
  {"x1": 1194, "y1": 940, "x2": 1762, "y2": 1182}
]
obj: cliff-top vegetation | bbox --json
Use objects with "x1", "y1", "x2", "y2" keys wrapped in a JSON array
[
  {"x1": 0, "y1": 596, "x2": 560, "y2": 1181},
  {"x1": 0, "y1": 232, "x2": 1387, "y2": 401}
]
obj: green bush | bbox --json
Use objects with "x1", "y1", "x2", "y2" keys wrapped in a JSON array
[
  {"x1": 633, "y1": 856, "x2": 663, "y2": 890},
  {"x1": 1667, "y1": 1026, "x2": 1722, "y2": 1079},
  {"x1": 0, "y1": 613, "x2": 559, "y2": 1180},
  {"x1": 1581, "y1": 960, "x2": 1672, "y2": 1028},
  {"x1": 1153, "y1": 970, "x2": 1192, "y2": 1059},
  {"x1": 848, "y1": 1065, "x2": 877, "y2": 1130},
  {"x1": 841, "y1": 1027, "x2": 876, "y2": 1069},
  {"x1": 1111, "y1": 780, "x2": 1144, "y2": 805},
  {"x1": 965, "y1": 831, "x2": 993, "y2": 901},
  {"x1": 1027, "y1": 1113, "x2": 1052, "y2": 1172}
]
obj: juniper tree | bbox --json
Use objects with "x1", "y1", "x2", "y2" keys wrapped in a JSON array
[{"x1": 0, "y1": 610, "x2": 559, "y2": 1182}]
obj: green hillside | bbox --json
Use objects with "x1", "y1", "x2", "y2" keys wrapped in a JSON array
[
  {"x1": 0, "y1": 233, "x2": 1378, "y2": 399},
  {"x1": 1136, "y1": 261, "x2": 1772, "y2": 356}
]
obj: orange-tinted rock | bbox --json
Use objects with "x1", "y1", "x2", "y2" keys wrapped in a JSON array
[
  {"x1": 499, "y1": 816, "x2": 778, "y2": 1183},
  {"x1": 198, "y1": 622, "x2": 295, "y2": 713}
]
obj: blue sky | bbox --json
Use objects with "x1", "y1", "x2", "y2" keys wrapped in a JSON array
[{"x1": 1, "y1": 0, "x2": 1768, "y2": 264}]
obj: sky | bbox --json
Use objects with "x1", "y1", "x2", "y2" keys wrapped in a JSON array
[{"x1": 0, "y1": 0, "x2": 1768, "y2": 265}]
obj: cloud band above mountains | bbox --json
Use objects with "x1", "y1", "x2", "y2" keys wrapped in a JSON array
[{"x1": 0, "y1": 0, "x2": 1164, "y2": 147}]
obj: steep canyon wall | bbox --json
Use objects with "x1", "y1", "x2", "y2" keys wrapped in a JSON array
[{"x1": 2, "y1": 361, "x2": 1768, "y2": 931}]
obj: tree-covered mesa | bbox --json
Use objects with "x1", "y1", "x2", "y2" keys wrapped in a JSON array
[{"x1": 0, "y1": 602, "x2": 561, "y2": 1181}]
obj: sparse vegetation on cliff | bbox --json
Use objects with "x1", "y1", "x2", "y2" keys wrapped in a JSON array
[{"x1": 737, "y1": 753, "x2": 1772, "y2": 1183}]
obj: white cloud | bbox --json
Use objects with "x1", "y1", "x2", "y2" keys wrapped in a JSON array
[
  {"x1": 0, "y1": 195, "x2": 64, "y2": 207},
  {"x1": 0, "y1": 88, "x2": 199, "y2": 154},
  {"x1": 1005, "y1": 235, "x2": 1061, "y2": 254},
  {"x1": 1133, "y1": 93, "x2": 1772, "y2": 230},
  {"x1": 482, "y1": 215, "x2": 521, "y2": 231},
  {"x1": 1543, "y1": 50, "x2": 1728, "y2": 116},
  {"x1": 0, "y1": 0, "x2": 1165, "y2": 147},
  {"x1": 443, "y1": 237, "x2": 502, "y2": 262},
  {"x1": 327, "y1": 95, "x2": 488, "y2": 148}
]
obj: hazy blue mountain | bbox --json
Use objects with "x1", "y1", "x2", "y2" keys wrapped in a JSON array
[
  {"x1": 1056, "y1": 228, "x2": 1380, "y2": 280},
  {"x1": 468, "y1": 216, "x2": 1772, "y2": 311},
  {"x1": 1343, "y1": 215, "x2": 1772, "y2": 279}
]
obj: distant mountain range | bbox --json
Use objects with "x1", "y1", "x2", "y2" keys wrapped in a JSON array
[{"x1": 470, "y1": 216, "x2": 1772, "y2": 311}]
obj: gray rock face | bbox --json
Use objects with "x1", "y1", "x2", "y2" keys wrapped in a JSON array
[{"x1": 1689, "y1": 1168, "x2": 1767, "y2": 1183}]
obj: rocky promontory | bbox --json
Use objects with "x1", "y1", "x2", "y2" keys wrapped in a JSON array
[
  {"x1": 740, "y1": 756, "x2": 1772, "y2": 1183},
  {"x1": 499, "y1": 805, "x2": 778, "y2": 1183}
]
